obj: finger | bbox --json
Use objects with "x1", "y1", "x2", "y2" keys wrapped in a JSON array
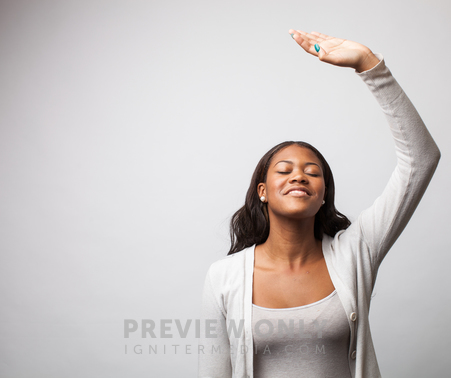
[
  {"x1": 289, "y1": 29, "x2": 331, "y2": 58},
  {"x1": 289, "y1": 31, "x2": 335, "y2": 63},
  {"x1": 311, "y1": 31, "x2": 334, "y2": 40},
  {"x1": 316, "y1": 44, "x2": 328, "y2": 61},
  {"x1": 289, "y1": 29, "x2": 313, "y2": 53},
  {"x1": 293, "y1": 29, "x2": 308, "y2": 36},
  {"x1": 309, "y1": 32, "x2": 326, "y2": 42},
  {"x1": 288, "y1": 30, "x2": 317, "y2": 56},
  {"x1": 289, "y1": 29, "x2": 305, "y2": 43},
  {"x1": 291, "y1": 29, "x2": 313, "y2": 41},
  {"x1": 295, "y1": 30, "x2": 325, "y2": 50},
  {"x1": 297, "y1": 30, "x2": 322, "y2": 42}
]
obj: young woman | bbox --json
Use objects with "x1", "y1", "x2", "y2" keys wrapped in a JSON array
[{"x1": 199, "y1": 29, "x2": 440, "y2": 378}]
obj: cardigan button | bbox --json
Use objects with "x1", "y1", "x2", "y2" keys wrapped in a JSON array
[
  {"x1": 351, "y1": 350, "x2": 356, "y2": 359},
  {"x1": 350, "y1": 312, "x2": 357, "y2": 322}
]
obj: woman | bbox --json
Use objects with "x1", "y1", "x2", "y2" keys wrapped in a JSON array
[{"x1": 199, "y1": 29, "x2": 440, "y2": 378}]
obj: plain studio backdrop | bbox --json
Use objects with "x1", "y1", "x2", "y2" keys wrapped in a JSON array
[{"x1": 0, "y1": 0, "x2": 450, "y2": 377}]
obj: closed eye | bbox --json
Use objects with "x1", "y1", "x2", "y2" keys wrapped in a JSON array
[{"x1": 277, "y1": 171, "x2": 290, "y2": 174}]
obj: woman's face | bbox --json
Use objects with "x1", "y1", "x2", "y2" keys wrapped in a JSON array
[{"x1": 258, "y1": 145, "x2": 326, "y2": 221}]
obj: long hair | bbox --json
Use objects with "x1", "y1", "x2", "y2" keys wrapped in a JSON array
[{"x1": 228, "y1": 141, "x2": 351, "y2": 255}]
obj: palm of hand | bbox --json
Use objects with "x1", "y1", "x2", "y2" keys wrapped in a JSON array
[
  {"x1": 318, "y1": 37, "x2": 369, "y2": 67},
  {"x1": 289, "y1": 30, "x2": 375, "y2": 72}
]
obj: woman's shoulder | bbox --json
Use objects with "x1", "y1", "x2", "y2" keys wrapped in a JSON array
[
  {"x1": 323, "y1": 221, "x2": 368, "y2": 258},
  {"x1": 208, "y1": 248, "x2": 248, "y2": 271},
  {"x1": 202, "y1": 248, "x2": 252, "y2": 316},
  {"x1": 205, "y1": 247, "x2": 251, "y2": 286}
]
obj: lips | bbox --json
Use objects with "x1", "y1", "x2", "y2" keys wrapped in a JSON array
[{"x1": 285, "y1": 186, "x2": 311, "y2": 196}]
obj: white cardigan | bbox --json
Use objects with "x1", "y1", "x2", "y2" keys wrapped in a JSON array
[{"x1": 199, "y1": 56, "x2": 441, "y2": 378}]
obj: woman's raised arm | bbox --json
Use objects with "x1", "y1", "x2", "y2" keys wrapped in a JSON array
[{"x1": 289, "y1": 29, "x2": 441, "y2": 267}]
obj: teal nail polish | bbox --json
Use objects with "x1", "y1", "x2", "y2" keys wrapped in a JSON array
[
  {"x1": 290, "y1": 33, "x2": 294, "y2": 39},
  {"x1": 314, "y1": 44, "x2": 320, "y2": 52}
]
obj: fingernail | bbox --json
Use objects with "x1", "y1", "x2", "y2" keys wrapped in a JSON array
[
  {"x1": 314, "y1": 43, "x2": 320, "y2": 52},
  {"x1": 290, "y1": 33, "x2": 294, "y2": 39}
]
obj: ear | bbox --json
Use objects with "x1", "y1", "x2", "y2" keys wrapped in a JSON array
[{"x1": 257, "y1": 183, "x2": 266, "y2": 199}]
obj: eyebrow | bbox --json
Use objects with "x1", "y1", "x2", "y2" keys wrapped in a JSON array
[{"x1": 274, "y1": 160, "x2": 321, "y2": 168}]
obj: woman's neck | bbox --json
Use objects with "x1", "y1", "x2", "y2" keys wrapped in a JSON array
[{"x1": 257, "y1": 215, "x2": 322, "y2": 267}]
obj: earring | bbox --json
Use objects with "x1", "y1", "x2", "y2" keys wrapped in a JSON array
[
  {"x1": 322, "y1": 200, "x2": 325, "y2": 205},
  {"x1": 260, "y1": 196, "x2": 266, "y2": 202}
]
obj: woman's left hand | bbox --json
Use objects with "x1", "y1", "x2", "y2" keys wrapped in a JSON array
[{"x1": 288, "y1": 30, "x2": 380, "y2": 73}]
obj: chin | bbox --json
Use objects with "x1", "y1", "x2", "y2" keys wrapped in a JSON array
[{"x1": 270, "y1": 207, "x2": 319, "y2": 222}]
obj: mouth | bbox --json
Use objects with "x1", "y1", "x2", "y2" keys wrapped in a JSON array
[{"x1": 285, "y1": 187, "x2": 311, "y2": 196}]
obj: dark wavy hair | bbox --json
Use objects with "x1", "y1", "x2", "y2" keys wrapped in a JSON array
[{"x1": 228, "y1": 141, "x2": 351, "y2": 255}]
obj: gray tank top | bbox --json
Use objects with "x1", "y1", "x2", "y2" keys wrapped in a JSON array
[{"x1": 252, "y1": 290, "x2": 352, "y2": 377}]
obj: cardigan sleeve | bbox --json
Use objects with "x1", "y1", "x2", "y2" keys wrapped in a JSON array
[
  {"x1": 198, "y1": 266, "x2": 233, "y2": 377},
  {"x1": 355, "y1": 55, "x2": 440, "y2": 269}
]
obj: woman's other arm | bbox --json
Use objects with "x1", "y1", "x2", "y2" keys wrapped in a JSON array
[{"x1": 198, "y1": 267, "x2": 232, "y2": 377}]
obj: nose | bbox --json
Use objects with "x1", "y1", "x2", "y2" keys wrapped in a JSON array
[{"x1": 289, "y1": 171, "x2": 308, "y2": 184}]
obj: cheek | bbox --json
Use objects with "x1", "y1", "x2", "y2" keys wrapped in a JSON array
[
  {"x1": 266, "y1": 178, "x2": 285, "y2": 195},
  {"x1": 317, "y1": 185, "x2": 326, "y2": 199}
]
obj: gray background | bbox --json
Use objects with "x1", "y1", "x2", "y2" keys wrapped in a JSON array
[{"x1": 1, "y1": 0, "x2": 450, "y2": 377}]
